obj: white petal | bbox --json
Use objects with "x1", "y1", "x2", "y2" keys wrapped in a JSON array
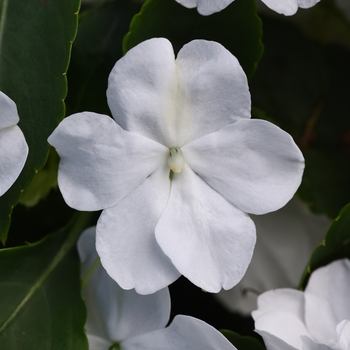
[
  {"x1": 96, "y1": 165, "x2": 181, "y2": 295},
  {"x1": 108, "y1": 38, "x2": 250, "y2": 147},
  {"x1": 175, "y1": 39, "x2": 250, "y2": 144},
  {"x1": 155, "y1": 164, "x2": 256, "y2": 293},
  {"x1": 261, "y1": 0, "x2": 320, "y2": 15},
  {"x1": 183, "y1": 119, "x2": 304, "y2": 215},
  {"x1": 78, "y1": 227, "x2": 171, "y2": 343},
  {"x1": 304, "y1": 259, "x2": 350, "y2": 344},
  {"x1": 300, "y1": 336, "x2": 332, "y2": 350},
  {"x1": 255, "y1": 330, "x2": 299, "y2": 350},
  {"x1": 175, "y1": 0, "x2": 234, "y2": 15},
  {"x1": 215, "y1": 197, "x2": 330, "y2": 315},
  {"x1": 121, "y1": 315, "x2": 237, "y2": 350},
  {"x1": 334, "y1": 320, "x2": 350, "y2": 349},
  {"x1": 253, "y1": 289, "x2": 311, "y2": 349},
  {"x1": 87, "y1": 334, "x2": 112, "y2": 350},
  {"x1": 0, "y1": 91, "x2": 19, "y2": 128},
  {"x1": 48, "y1": 112, "x2": 167, "y2": 211},
  {"x1": 0, "y1": 125, "x2": 28, "y2": 196}
]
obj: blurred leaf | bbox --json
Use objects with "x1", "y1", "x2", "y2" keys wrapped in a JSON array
[
  {"x1": 250, "y1": 18, "x2": 350, "y2": 217},
  {"x1": 123, "y1": 0, "x2": 263, "y2": 78},
  {"x1": 221, "y1": 329, "x2": 266, "y2": 350},
  {"x1": 299, "y1": 203, "x2": 350, "y2": 290},
  {"x1": 0, "y1": 212, "x2": 93, "y2": 349},
  {"x1": 18, "y1": 148, "x2": 59, "y2": 208},
  {"x1": 0, "y1": 0, "x2": 80, "y2": 243},
  {"x1": 66, "y1": 0, "x2": 136, "y2": 115}
]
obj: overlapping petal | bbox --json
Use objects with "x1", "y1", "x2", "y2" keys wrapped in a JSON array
[
  {"x1": 121, "y1": 315, "x2": 237, "y2": 350},
  {"x1": 0, "y1": 92, "x2": 28, "y2": 196},
  {"x1": 253, "y1": 259, "x2": 350, "y2": 350},
  {"x1": 78, "y1": 227, "x2": 171, "y2": 343},
  {"x1": 304, "y1": 259, "x2": 350, "y2": 343},
  {"x1": 155, "y1": 164, "x2": 256, "y2": 293},
  {"x1": 107, "y1": 38, "x2": 250, "y2": 147},
  {"x1": 174, "y1": 0, "x2": 320, "y2": 15},
  {"x1": 183, "y1": 119, "x2": 304, "y2": 215},
  {"x1": 48, "y1": 112, "x2": 167, "y2": 211},
  {"x1": 96, "y1": 166, "x2": 181, "y2": 295},
  {"x1": 215, "y1": 197, "x2": 329, "y2": 315}
]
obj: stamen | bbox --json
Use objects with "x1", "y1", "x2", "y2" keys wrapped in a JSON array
[{"x1": 167, "y1": 148, "x2": 185, "y2": 173}]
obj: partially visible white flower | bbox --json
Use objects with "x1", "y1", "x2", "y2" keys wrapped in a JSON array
[
  {"x1": 78, "y1": 227, "x2": 238, "y2": 350},
  {"x1": 215, "y1": 197, "x2": 330, "y2": 315},
  {"x1": 49, "y1": 38, "x2": 304, "y2": 295},
  {"x1": 0, "y1": 91, "x2": 28, "y2": 196},
  {"x1": 252, "y1": 259, "x2": 350, "y2": 350},
  {"x1": 175, "y1": 0, "x2": 320, "y2": 16}
]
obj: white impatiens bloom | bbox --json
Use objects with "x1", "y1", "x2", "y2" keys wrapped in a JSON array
[
  {"x1": 216, "y1": 197, "x2": 330, "y2": 315},
  {"x1": 175, "y1": 0, "x2": 320, "y2": 16},
  {"x1": 49, "y1": 38, "x2": 304, "y2": 295},
  {"x1": 252, "y1": 259, "x2": 350, "y2": 350},
  {"x1": 78, "y1": 227, "x2": 238, "y2": 350},
  {"x1": 0, "y1": 91, "x2": 28, "y2": 196}
]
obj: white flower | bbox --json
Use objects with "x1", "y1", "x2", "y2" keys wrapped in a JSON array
[
  {"x1": 216, "y1": 197, "x2": 330, "y2": 315},
  {"x1": 0, "y1": 91, "x2": 29, "y2": 196},
  {"x1": 175, "y1": 0, "x2": 320, "y2": 16},
  {"x1": 48, "y1": 38, "x2": 304, "y2": 295},
  {"x1": 252, "y1": 259, "x2": 350, "y2": 350},
  {"x1": 78, "y1": 227, "x2": 238, "y2": 350}
]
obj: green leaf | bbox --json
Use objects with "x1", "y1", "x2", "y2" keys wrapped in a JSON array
[
  {"x1": 299, "y1": 203, "x2": 350, "y2": 290},
  {"x1": 0, "y1": 0, "x2": 80, "y2": 243},
  {"x1": 123, "y1": 0, "x2": 263, "y2": 78},
  {"x1": 221, "y1": 329, "x2": 266, "y2": 350},
  {"x1": 18, "y1": 148, "x2": 59, "y2": 208},
  {"x1": 66, "y1": 0, "x2": 136, "y2": 115},
  {"x1": 0, "y1": 212, "x2": 93, "y2": 349}
]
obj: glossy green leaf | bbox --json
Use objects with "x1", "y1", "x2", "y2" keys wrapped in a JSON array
[
  {"x1": 0, "y1": 0, "x2": 80, "y2": 243},
  {"x1": 123, "y1": 0, "x2": 263, "y2": 78},
  {"x1": 250, "y1": 18, "x2": 350, "y2": 218},
  {"x1": 299, "y1": 203, "x2": 350, "y2": 290},
  {"x1": 66, "y1": 0, "x2": 136, "y2": 115},
  {"x1": 0, "y1": 212, "x2": 93, "y2": 349},
  {"x1": 221, "y1": 329, "x2": 266, "y2": 350}
]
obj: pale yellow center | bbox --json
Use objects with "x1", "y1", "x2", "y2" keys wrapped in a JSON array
[{"x1": 167, "y1": 148, "x2": 185, "y2": 173}]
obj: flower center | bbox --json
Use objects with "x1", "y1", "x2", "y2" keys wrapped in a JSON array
[{"x1": 167, "y1": 148, "x2": 185, "y2": 173}]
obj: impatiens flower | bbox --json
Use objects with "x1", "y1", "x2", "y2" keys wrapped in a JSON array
[
  {"x1": 216, "y1": 197, "x2": 330, "y2": 315},
  {"x1": 78, "y1": 227, "x2": 238, "y2": 350},
  {"x1": 252, "y1": 259, "x2": 350, "y2": 350},
  {"x1": 48, "y1": 38, "x2": 304, "y2": 295},
  {"x1": 0, "y1": 91, "x2": 28, "y2": 196},
  {"x1": 175, "y1": 0, "x2": 320, "y2": 16}
]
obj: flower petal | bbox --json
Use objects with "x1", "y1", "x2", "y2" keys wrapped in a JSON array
[
  {"x1": 87, "y1": 334, "x2": 112, "y2": 350},
  {"x1": 0, "y1": 125, "x2": 28, "y2": 196},
  {"x1": 255, "y1": 330, "x2": 299, "y2": 350},
  {"x1": 0, "y1": 91, "x2": 19, "y2": 128},
  {"x1": 252, "y1": 289, "x2": 310, "y2": 349},
  {"x1": 261, "y1": 0, "x2": 320, "y2": 15},
  {"x1": 183, "y1": 119, "x2": 304, "y2": 215},
  {"x1": 78, "y1": 227, "x2": 171, "y2": 342},
  {"x1": 107, "y1": 38, "x2": 250, "y2": 147},
  {"x1": 174, "y1": 0, "x2": 234, "y2": 15},
  {"x1": 300, "y1": 336, "x2": 332, "y2": 350},
  {"x1": 304, "y1": 259, "x2": 350, "y2": 344},
  {"x1": 155, "y1": 164, "x2": 256, "y2": 293},
  {"x1": 335, "y1": 320, "x2": 350, "y2": 349},
  {"x1": 121, "y1": 315, "x2": 237, "y2": 350},
  {"x1": 48, "y1": 112, "x2": 167, "y2": 211},
  {"x1": 216, "y1": 197, "x2": 330, "y2": 315},
  {"x1": 96, "y1": 165, "x2": 181, "y2": 295}
]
